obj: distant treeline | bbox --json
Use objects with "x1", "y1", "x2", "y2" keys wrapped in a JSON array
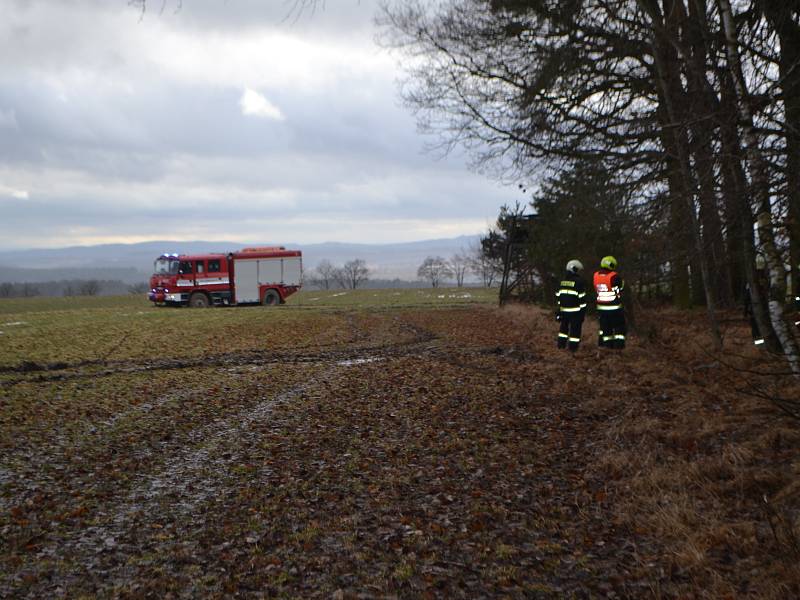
[
  {"x1": 0, "y1": 279, "x2": 149, "y2": 298},
  {"x1": 0, "y1": 266, "x2": 147, "y2": 285},
  {"x1": 302, "y1": 278, "x2": 482, "y2": 291},
  {"x1": 0, "y1": 278, "x2": 468, "y2": 298}
]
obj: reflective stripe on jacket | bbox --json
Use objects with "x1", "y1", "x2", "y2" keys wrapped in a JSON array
[
  {"x1": 556, "y1": 272, "x2": 587, "y2": 314},
  {"x1": 593, "y1": 269, "x2": 623, "y2": 309}
]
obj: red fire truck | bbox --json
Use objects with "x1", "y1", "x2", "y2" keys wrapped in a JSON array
[{"x1": 148, "y1": 247, "x2": 302, "y2": 307}]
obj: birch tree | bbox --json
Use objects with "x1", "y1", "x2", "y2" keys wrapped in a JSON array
[{"x1": 717, "y1": 0, "x2": 800, "y2": 373}]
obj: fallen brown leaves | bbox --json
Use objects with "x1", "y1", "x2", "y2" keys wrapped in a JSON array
[{"x1": 0, "y1": 301, "x2": 798, "y2": 598}]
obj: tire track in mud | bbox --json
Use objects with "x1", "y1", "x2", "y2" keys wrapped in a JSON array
[
  {"x1": 1, "y1": 318, "x2": 438, "y2": 492},
  {"x1": 5, "y1": 363, "x2": 346, "y2": 598},
  {"x1": 0, "y1": 320, "x2": 439, "y2": 387},
  {"x1": 0, "y1": 386, "x2": 225, "y2": 513},
  {"x1": 2, "y1": 319, "x2": 443, "y2": 598}
]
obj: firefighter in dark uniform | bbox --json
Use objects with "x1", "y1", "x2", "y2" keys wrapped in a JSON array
[
  {"x1": 556, "y1": 259, "x2": 587, "y2": 353},
  {"x1": 593, "y1": 255, "x2": 626, "y2": 349}
]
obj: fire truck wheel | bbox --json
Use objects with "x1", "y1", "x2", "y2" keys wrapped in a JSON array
[
  {"x1": 189, "y1": 292, "x2": 210, "y2": 308},
  {"x1": 262, "y1": 289, "x2": 280, "y2": 306}
]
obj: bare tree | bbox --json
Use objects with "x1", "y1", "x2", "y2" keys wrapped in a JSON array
[
  {"x1": 449, "y1": 252, "x2": 470, "y2": 287},
  {"x1": 717, "y1": 0, "x2": 800, "y2": 373},
  {"x1": 79, "y1": 280, "x2": 101, "y2": 296},
  {"x1": 379, "y1": 0, "x2": 800, "y2": 369},
  {"x1": 468, "y1": 241, "x2": 500, "y2": 288},
  {"x1": 418, "y1": 256, "x2": 453, "y2": 288},
  {"x1": 21, "y1": 283, "x2": 39, "y2": 298},
  {"x1": 307, "y1": 259, "x2": 339, "y2": 290},
  {"x1": 337, "y1": 259, "x2": 370, "y2": 289}
]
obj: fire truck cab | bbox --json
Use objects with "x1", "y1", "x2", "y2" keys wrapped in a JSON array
[{"x1": 149, "y1": 247, "x2": 302, "y2": 307}]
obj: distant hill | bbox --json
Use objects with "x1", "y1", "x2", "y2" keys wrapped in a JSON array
[
  {"x1": 0, "y1": 265, "x2": 146, "y2": 285},
  {"x1": 0, "y1": 236, "x2": 482, "y2": 283}
]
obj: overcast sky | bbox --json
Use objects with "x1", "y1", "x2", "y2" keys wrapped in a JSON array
[{"x1": 0, "y1": 0, "x2": 509, "y2": 251}]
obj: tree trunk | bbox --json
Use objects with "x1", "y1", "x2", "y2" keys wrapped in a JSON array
[
  {"x1": 683, "y1": 0, "x2": 732, "y2": 306},
  {"x1": 717, "y1": 69, "x2": 779, "y2": 351},
  {"x1": 718, "y1": 132, "x2": 745, "y2": 305},
  {"x1": 718, "y1": 0, "x2": 800, "y2": 373},
  {"x1": 664, "y1": 147, "x2": 694, "y2": 309},
  {"x1": 638, "y1": 0, "x2": 723, "y2": 347},
  {"x1": 760, "y1": 0, "x2": 800, "y2": 301}
]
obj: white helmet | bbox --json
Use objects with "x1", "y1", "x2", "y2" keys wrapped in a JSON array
[{"x1": 566, "y1": 259, "x2": 583, "y2": 274}]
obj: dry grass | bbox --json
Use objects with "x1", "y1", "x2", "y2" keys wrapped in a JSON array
[
  {"x1": 423, "y1": 301, "x2": 800, "y2": 595},
  {"x1": 576, "y1": 306, "x2": 800, "y2": 598},
  {"x1": 2, "y1": 294, "x2": 798, "y2": 597}
]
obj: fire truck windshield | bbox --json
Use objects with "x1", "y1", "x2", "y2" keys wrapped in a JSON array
[{"x1": 154, "y1": 257, "x2": 179, "y2": 275}]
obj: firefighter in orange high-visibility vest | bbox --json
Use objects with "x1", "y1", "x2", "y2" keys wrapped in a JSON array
[
  {"x1": 556, "y1": 259, "x2": 587, "y2": 353},
  {"x1": 593, "y1": 255, "x2": 626, "y2": 349}
]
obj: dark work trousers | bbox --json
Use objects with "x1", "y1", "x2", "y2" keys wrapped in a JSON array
[
  {"x1": 597, "y1": 308, "x2": 626, "y2": 349},
  {"x1": 557, "y1": 313, "x2": 584, "y2": 352}
]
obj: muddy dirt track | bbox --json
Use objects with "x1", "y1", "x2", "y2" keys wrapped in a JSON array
[{"x1": 1, "y1": 304, "x2": 797, "y2": 598}]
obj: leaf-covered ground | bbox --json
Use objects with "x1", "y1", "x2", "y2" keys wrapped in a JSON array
[{"x1": 1, "y1": 293, "x2": 798, "y2": 598}]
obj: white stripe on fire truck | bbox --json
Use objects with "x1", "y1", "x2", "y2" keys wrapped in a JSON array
[{"x1": 175, "y1": 278, "x2": 229, "y2": 286}]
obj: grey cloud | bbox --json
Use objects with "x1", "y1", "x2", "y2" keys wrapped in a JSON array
[
  {"x1": 132, "y1": 0, "x2": 380, "y2": 35},
  {"x1": 0, "y1": 108, "x2": 18, "y2": 129},
  {"x1": 0, "y1": 70, "x2": 424, "y2": 176},
  {"x1": 0, "y1": 0, "x2": 509, "y2": 250}
]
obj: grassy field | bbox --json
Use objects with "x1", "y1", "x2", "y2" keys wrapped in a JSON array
[
  {"x1": 0, "y1": 288, "x2": 495, "y2": 368},
  {"x1": 1, "y1": 290, "x2": 798, "y2": 598},
  {"x1": 0, "y1": 287, "x2": 495, "y2": 315}
]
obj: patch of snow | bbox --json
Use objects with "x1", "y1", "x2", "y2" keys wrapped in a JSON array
[
  {"x1": 336, "y1": 357, "x2": 383, "y2": 367},
  {"x1": 331, "y1": 292, "x2": 347, "y2": 297},
  {"x1": 2, "y1": 321, "x2": 27, "y2": 326}
]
